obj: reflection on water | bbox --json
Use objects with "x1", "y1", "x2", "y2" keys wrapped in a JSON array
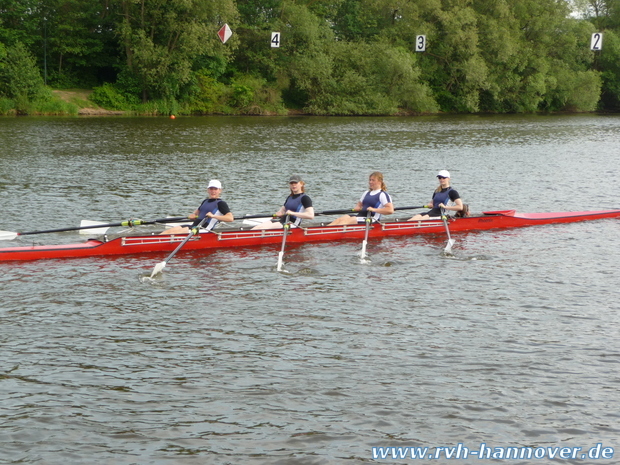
[{"x1": 1, "y1": 115, "x2": 620, "y2": 464}]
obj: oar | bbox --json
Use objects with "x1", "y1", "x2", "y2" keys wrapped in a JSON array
[
  {"x1": 441, "y1": 208, "x2": 455, "y2": 253},
  {"x1": 0, "y1": 216, "x2": 191, "y2": 241},
  {"x1": 150, "y1": 216, "x2": 209, "y2": 278},
  {"x1": 276, "y1": 215, "x2": 290, "y2": 272},
  {"x1": 359, "y1": 210, "x2": 372, "y2": 260}
]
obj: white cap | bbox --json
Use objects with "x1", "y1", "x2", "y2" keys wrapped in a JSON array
[
  {"x1": 437, "y1": 170, "x2": 450, "y2": 178},
  {"x1": 208, "y1": 179, "x2": 222, "y2": 189}
]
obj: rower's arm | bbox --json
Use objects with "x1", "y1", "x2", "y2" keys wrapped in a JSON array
[
  {"x1": 440, "y1": 198, "x2": 463, "y2": 212},
  {"x1": 287, "y1": 207, "x2": 315, "y2": 220},
  {"x1": 369, "y1": 202, "x2": 394, "y2": 215},
  {"x1": 207, "y1": 211, "x2": 234, "y2": 222}
]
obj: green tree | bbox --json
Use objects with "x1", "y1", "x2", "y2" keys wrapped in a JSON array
[
  {"x1": 41, "y1": 0, "x2": 118, "y2": 87},
  {"x1": 0, "y1": 0, "x2": 42, "y2": 48},
  {"x1": 597, "y1": 29, "x2": 620, "y2": 110},
  {"x1": 0, "y1": 42, "x2": 47, "y2": 107},
  {"x1": 237, "y1": 0, "x2": 282, "y2": 26},
  {"x1": 571, "y1": 0, "x2": 620, "y2": 110},
  {"x1": 472, "y1": 0, "x2": 600, "y2": 112},
  {"x1": 276, "y1": 2, "x2": 437, "y2": 114},
  {"x1": 115, "y1": 0, "x2": 239, "y2": 103},
  {"x1": 0, "y1": 0, "x2": 616, "y2": 115},
  {"x1": 418, "y1": 0, "x2": 488, "y2": 112},
  {"x1": 330, "y1": 0, "x2": 381, "y2": 41}
]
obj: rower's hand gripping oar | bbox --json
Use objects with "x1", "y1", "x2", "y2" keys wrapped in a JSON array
[
  {"x1": 359, "y1": 210, "x2": 372, "y2": 260},
  {"x1": 0, "y1": 216, "x2": 191, "y2": 241},
  {"x1": 441, "y1": 207, "x2": 456, "y2": 253},
  {"x1": 276, "y1": 215, "x2": 290, "y2": 272},
  {"x1": 150, "y1": 216, "x2": 209, "y2": 278}
]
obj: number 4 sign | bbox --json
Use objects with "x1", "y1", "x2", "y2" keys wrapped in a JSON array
[
  {"x1": 271, "y1": 32, "x2": 281, "y2": 48},
  {"x1": 591, "y1": 32, "x2": 603, "y2": 51}
]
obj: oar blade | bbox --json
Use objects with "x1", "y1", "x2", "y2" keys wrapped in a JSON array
[
  {"x1": 243, "y1": 216, "x2": 272, "y2": 226},
  {"x1": 0, "y1": 230, "x2": 18, "y2": 241},
  {"x1": 440, "y1": 209, "x2": 455, "y2": 254},
  {"x1": 162, "y1": 216, "x2": 188, "y2": 230},
  {"x1": 150, "y1": 261, "x2": 167, "y2": 278},
  {"x1": 359, "y1": 239, "x2": 368, "y2": 259},
  {"x1": 444, "y1": 238, "x2": 455, "y2": 254},
  {"x1": 358, "y1": 213, "x2": 372, "y2": 261},
  {"x1": 79, "y1": 220, "x2": 110, "y2": 235},
  {"x1": 276, "y1": 217, "x2": 290, "y2": 272}
]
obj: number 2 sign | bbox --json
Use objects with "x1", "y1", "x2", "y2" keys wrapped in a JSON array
[{"x1": 591, "y1": 33, "x2": 603, "y2": 51}]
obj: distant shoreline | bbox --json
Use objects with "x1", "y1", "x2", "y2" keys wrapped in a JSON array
[{"x1": 34, "y1": 90, "x2": 613, "y2": 117}]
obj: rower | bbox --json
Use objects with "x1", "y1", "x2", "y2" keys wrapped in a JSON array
[
  {"x1": 408, "y1": 170, "x2": 464, "y2": 220},
  {"x1": 252, "y1": 175, "x2": 315, "y2": 230},
  {"x1": 162, "y1": 179, "x2": 234, "y2": 234},
  {"x1": 328, "y1": 171, "x2": 394, "y2": 226}
]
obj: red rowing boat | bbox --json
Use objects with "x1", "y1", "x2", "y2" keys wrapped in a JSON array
[{"x1": 1, "y1": 209, "x2": 618, "y2": 262}]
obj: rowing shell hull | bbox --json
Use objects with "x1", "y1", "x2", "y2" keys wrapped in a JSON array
[{"x1": 1, "y1": 210, "x2": 618, "y2": 262}]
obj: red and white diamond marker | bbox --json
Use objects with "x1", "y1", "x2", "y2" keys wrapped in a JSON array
[{"x1": 217, "y1": 24, "x2": 232, "y2": 44}]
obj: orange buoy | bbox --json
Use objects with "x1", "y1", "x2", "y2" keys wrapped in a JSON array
[{"x1": 170, "y1": 115, "x2": 176, "y2": 119}]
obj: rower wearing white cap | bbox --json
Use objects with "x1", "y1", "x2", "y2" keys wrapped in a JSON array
[
  {"x1": 408, "y1": 170, "x2": 463, "y2": 220},
  {"x1": 162, "y1": 179, "x2": 234, "y2": 234},
  {"x1": 252, "y1": 175, "x2": 314, "y2": 230}
]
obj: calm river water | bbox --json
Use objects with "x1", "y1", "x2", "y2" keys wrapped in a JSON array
[{"x1": 1, "y1": 115, "x2": 619, "y2": 464}]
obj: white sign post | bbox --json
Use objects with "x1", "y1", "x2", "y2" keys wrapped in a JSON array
[
  {"x1": 591, "y1": 32, "x2": 603, "y2": 51},
  {"x1": 271, "y1": 32, "x2": 281, "y2": 48}
]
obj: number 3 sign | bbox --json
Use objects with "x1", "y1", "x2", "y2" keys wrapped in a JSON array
[{"x1": 415, "y1": 35, "x2": 426, "y2": 52}]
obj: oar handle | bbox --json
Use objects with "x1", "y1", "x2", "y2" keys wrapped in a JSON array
[
  {"x1": 393, "y1": 205, "x2": 426, "y2": 212},
  {"x1": 317, "y1": 208, "x2": 357, "y2": 215}
]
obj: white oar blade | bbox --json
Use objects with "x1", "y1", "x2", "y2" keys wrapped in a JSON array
[
  {"x1": 79, "y1": 220, "x2": 110, "y2": 235},
  {"x1": 243, "y1": 217, "x2": 272, "y2": 226},
  {"x1": 0, "y1": 230, "x2": 18, "y2": 241},
  {"x1": 359, "y1": 240, "x2": 368, "y2": 259},
  {"x1": 444, "y1": 239, "x2": 455, "y2": 253},
  {"x1": 150, "y1": 261, "x2": 166, "y2": 278},
  {"x1": 162, "y1": 216, "x2": 187, "y2": 229},
  {"x1": 276, "y1": 251, "x2": 284, "y2": 272}
]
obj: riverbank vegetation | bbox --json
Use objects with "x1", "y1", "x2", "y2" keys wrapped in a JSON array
[{"x1": 1, "y1": 0, "x2": 620, "y2": 116}]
